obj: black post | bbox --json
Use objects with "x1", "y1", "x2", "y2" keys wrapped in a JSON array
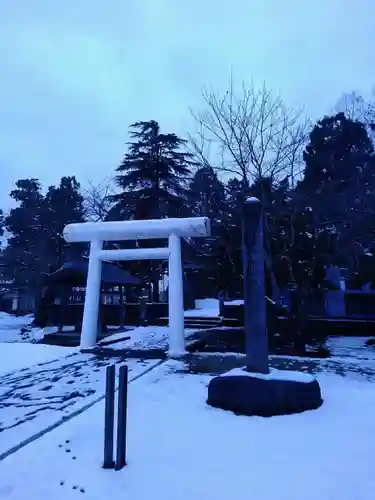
[
  {"x1": 103, "y1": 365, "x2": 116, "y2": 469},
  {"x1": 119, "y1": 286, "x2": 125, "y2": 328},
  {"x1": 115, "y1": 364, "x2": 128, "y2": 470},
  {"x1": 242, "y1": 197, "x2": 269, "y2": 374}
]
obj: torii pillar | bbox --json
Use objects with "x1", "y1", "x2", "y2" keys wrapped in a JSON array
[{"x1": 63, "y1": 217, "x2": 210, "y2": 357}]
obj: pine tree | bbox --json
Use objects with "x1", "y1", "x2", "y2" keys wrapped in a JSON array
[
  {"x1": 41, "y1": 176, "x2": 86, "y2": 269},
  {"x1": 185, "y1": 167, "x2": 227, "y2": 297},
  {"x1": 3, "y1": 177, "x2": 86, "y2": 297},
  {"x1": 219, "y1": 178, "x2": 247, "y2": 295},
  {"x1": 112, "y1": 120, "x2": 195, "y2": 219},
  {"x1": 4, "y1": 179, "x2": 45, "y2": 291},
  {"x1": 302, "y1": 113, "x2": 375, "y2": 212},
  {"x1": 188, "y1": 166, "x2": 225, "y2": 220},
  {"x1": 110, "y1": 121, "x2": 195, "y2": 300},
  {"x1": 300, "y1": 112, "x2": 375, "y2": 267},
  {"x1": 0, "y1": 209, "x2": 4, "y2": 239}
]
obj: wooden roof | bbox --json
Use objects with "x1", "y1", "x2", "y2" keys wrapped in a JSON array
[{"x1": 45, "y1": 259, "x2": 141, "y2": 286}]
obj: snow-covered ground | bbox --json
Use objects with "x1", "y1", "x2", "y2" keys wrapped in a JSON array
[
  {"x1": 0, "y1": 312, "x2": 75, "y2": 375},
  {"x1": 2, "y1": 307, "x2": 375, "y2": 499},
  {"x1": 224, "y1": 299, "x2": 244, "y2": 305},
  {"x1": 0, "y1": 342, "x2": 74, "y2": 376},
  {"x1": 0, "y1": 315, "x2": 162, "y2": 458},
  {"x1": 1, "y1": 361, "x2": 375, "y2": 500},
  {"x1": 0, "y1": 312, "x2": 34, "y2": 342},
  {"x1": 0, "y1": 352, "x2": 160, "y2": 458},
  {"x1": 100, "y1": 325, "x2": 199, "y2": 351},
  {"x1": 184, "y1": 298, "x2": 219, "y2": 317},
  {"x1": 326, "y1": 336, "x2": 375, "y2": 362}
]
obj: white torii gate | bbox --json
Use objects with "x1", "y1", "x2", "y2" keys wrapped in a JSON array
[{"x1": 63, "y1": 217, "x2": 210, "y2": 357}]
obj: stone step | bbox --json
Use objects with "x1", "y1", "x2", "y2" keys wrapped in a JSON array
[
  {"x1": 155, "y1": 316, "x2": 223, "y2": 329},
  {"x1": 41, "y1": 330, "x2": 115, "y2": 347}
]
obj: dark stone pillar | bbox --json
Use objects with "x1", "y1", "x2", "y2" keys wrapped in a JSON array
[
  {"x1": 242, "y1": 197, "x2": 268, "y2": 374},
  {"x1": 206, "y1": 199, "x2": 323, "y2": 417}
]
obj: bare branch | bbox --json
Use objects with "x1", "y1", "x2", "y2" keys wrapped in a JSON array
[
  {"x1": 282, "y1": 119, "x2": 310, "y2": 188},
  {"x1": 190, "y1": 79, "x2": 306, "y2": 186},
  {"x1": 335, "y1": 90, "x2": 375, "y2": 127},
  {"x1": 83, "y1": 176, "x2": 117, "y2": 222}
]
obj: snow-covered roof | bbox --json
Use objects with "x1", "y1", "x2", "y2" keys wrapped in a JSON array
[{"x1": 46, "y1": 260, "x2": 141, "y2": 286}]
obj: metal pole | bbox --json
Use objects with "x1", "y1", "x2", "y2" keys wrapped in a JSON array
[
  {"x1": 242, "y1": 197, "x2": 269, "y2": 374},
  {"x1": 115, "y1": 365, "x2": 128, "y2": 470},
  {"x1": 103, "y1": 365, "x2": 115, "y2": 469}
]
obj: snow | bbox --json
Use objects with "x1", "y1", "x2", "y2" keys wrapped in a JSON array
[
  {"x1": 225, "y1": 366, "x2": 315, "y2": 383},
  {"x1": 0, "y1": 312, "x2": 34, "y2": 342},
  {"x1": 99, "y1": 246, "x2": 169, "y2": 261},
  {"x1": 326, "y1": 336, "x2": 375, "y2": 363},
  {"x1": 0, "y1": 342, "x2": 75, "y2": 376},
  {"x1": 224, "y1": 299, "x2": 244, "y2": 305},
  {"x1": 0, "y1": 352, "x2": 160, "y2": 457},
  {"x1": 64, "y1": 217, "x2": 211, "y2": 242},
  {"x1": 195, "y1": 298, "x2": 218, "y2": 310},
  {"x1": 1, "y1": 363, "x2": 375, "y2": 500},
  {"x1": 184, "y1": 309, "x2": 219, "y2": 318},
  {"x1": 37, "y1": 326, "x2": 59, "y2": 340},
  {"x1": 98, "y1": 330, "x2": 131, "y2": 345},
  {"x1": 0, "y1": 311, "x2": 48, "y2": 344},
  {"x1": 99, "y1": 326, "x2": 198, "y2": 351},
  {"x1": 184, "y1": 298, "x2": 219, "y2": 317},
  {"x1": 0, "y1": 312, "x2": 74, "y2": 375}
]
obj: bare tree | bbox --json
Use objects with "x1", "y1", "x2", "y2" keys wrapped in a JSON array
[
  {"x1": 335, "y1": 91, "x2": 365, "y2": 121},
  {"x1": 284, "y1": 120, "x2": 310, "y2": 189},
  {"x1": 335, "y1": 90, "x2": 375, "y2": 129},
  {"x1": 83, "y1": 176, "x2": 117, "y2": 222},
  {"x1": 190, "y1": 80, "x2": 306, "y2": 186},
  {"x1": 365, "y1": 88, "x2": 375, "y2": 128}
]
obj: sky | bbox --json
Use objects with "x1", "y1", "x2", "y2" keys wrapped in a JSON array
[{"x1": 1, "y1": 0, "x2": 375, "y2": 208}]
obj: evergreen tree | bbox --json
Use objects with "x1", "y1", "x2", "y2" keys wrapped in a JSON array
[
  {"x1": 188, "y1": 166, "x2": 226, "y2": 220},
  {"x1": 42, "y1": 176, "x2": 86, "y2": 269},
  {"x1": 185, "y1": 166, "x2": 227, "y2": 297},
  {"x1": 3, "y1": 179, "x2": 45, "y2": 291},
  {"x1": 219, "y1": 178, "x2": 248, "y2": 295},
  {"x1": 3, "y1": 177, "x2": 86, "y2": 296},
  {"x1": 112, "y1": 120, "x2": 195, "y2": 219},
  {"x1": 300, "y1": 112, "x2": 375, "y2": 267},
  {"x1": 110, "y1": 120, "x2": 196, "y2": 300},
  {"x1": 0, "y1": 209, "x2": 4, "y2": 239},
  {"x1": 302, "y1": 113, "x2": 374, "y2": 207}
]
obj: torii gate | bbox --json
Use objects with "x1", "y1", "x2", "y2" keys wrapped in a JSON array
[{"x1": 63, "y1": 217, "x2": 210, "y2": 357}]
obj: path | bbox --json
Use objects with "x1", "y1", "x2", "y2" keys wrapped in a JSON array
[{"x1": 0, "y1": 352, "x2": 160, "y2": 458}]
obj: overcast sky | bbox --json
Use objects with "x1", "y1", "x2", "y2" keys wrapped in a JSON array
[{"x1": 1, "y1": 0, "x2": 375, "y2": 207}]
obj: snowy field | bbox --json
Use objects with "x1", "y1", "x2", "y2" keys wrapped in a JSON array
[
  {"x1": 0, "y1": 312, "x2": 75, "y2": 375},
  {"x1": 2, "y1": 311, "x2": 375, "y2": 498},
  {"x1": 0, "y1": 313, "x2": 162, "y2": 458},
  {"x1": 327, "y1": 335, "x2": 375, "y2": 362},
  {"x1": 0, "y1": 342, "x2": 74, "y2": 376},
  {"x1": 0, "y1": 312, "x2": 34, "y2": 342},
  {"x1": 1, "y1": 361, "x2": 375, "y2": 500},
  {"x1": 0, "y1": 351, "x2": 160, "y2": 458}
]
